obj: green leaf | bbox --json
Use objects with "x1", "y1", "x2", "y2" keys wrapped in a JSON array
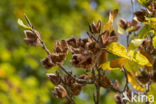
[
  {"x1": 106, "y1": 42, "x2": 130, "y2": 59},
  {"x1": 153, "y1": 35, "x2": 156, "y2": 48},
  {"x1": 137, "y1": 0, "x2": 150, "y2": 7},
  {"x1": 128, "y1": 39, "x2": 144, "y2": 50},
  {"x1": 137, "y1": 25, "x2": 151, "y2": 39},
  {"x1": 17, "y1": 19, "x2": 32, "y2": 29}
]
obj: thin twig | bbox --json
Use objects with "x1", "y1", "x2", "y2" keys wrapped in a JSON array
[
  {"x1": 24, "y1": 14, "x2": 51, "y2": 55},
  {"x1": 122, "y1": 67, "x2": 129, "y2": 92},
  {"x1": 58, "y1": 64, "x2": 94, "y2": 84}
]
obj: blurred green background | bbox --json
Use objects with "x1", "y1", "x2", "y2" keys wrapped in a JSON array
[{"x1": 0, "y1": 0, "x2": 141, "y2": 104}]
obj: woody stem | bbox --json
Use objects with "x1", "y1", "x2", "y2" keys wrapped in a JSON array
[
  {"x1": 58, "y1": 64, "x2": 94, "y2": 84},
  {"x1": 24, "y1": 14, "x2": 51, "y2": 55}
]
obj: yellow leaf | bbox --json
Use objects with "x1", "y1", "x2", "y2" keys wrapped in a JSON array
[
  {"x1": 128, "y1": 39, "x2": 144, "y2": 50},
  {"x1": 127, "y1": 73, "x2": 146, "y2": 92},
  {"x1": 100, "y1": 61, "x2": 120, "y2": 70},
  {"x1": 102, "y1": 9, "x2": 118, "y2": 32},
  {"x1": 109, "y1": 9, "x2": 118, "y2": 23},
  {"x1": 125, "y1": 60, "x2": 140, "y2": 73},
  {"x1": 110, "y1": 57, "x2": 127, "y2": 68},
  {"x1": 17, "y1": 19, "x2": 32, "y2": 29},
  {"x1": 128, "y1": 50, "x2": 152, "y2": 66},
  {"x1": 153, "y1": 35, "x2": 156, "y2": 48},
  {"x1": 106, "y1": 42, "x2": 130, "y2": 59}
]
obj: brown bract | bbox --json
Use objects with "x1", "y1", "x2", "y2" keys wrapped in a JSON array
[{"x1": 53, "y1": 85, "x2": 67, "y2": 98}]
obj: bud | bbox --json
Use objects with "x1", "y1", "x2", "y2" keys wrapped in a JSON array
[
  {"x1": 24, "y1": 30, "x2": 40, "y2": 46},
  {"x1": 53, "y1": 85, "x2": 67, "y2": 98},
  {"x1": 47, "y1": 71, "x2": 61, "y2": 85}
]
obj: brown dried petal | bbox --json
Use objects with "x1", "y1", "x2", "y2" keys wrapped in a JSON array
[{"x1": 53, "y1": 85, "x2": 67, "y2": 98}]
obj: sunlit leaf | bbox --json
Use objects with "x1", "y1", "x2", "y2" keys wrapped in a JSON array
[
  {"x1": 106, "y1": 42, "x2": 130, "y2": 59},
  {"x1": 102, "y1": 9, "x2": 118, "y2": 32},
  {"x1": 110, "y1": 57, "x2": 127, "y2": 68},
  {"x1": 137, "y1": 0, "x2": 150, "y2": 7},
  {"x1": 128, "y1": 39, "x2": 144, "y2": 50},
  {"x1": 128, "y1": 50, "x2": 152, "y2": 66},
  {"x1": 153, "y1": 35, "x2": 156, "y2": 48},
  {"x1": 17, "y1": 19, "x2": 32, "y2": 29},
  {"x1": 100, "y1": 61, "x2": 120, "y2": 70},
  {"x1": 127, "y1": 73, "x2": 146, "y2": 92},
  {"x1": 125, "y1": 60, "x2": 140, "y2": 73}
]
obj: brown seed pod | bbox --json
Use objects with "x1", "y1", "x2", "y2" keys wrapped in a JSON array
[
  {"x1": 24, "y1": 30, "x2": 40, "y2": 46},
  {"x1": 136, "y1": 71, "x2": 150, "y2": 84},
  {"x1": 47, "y1": 71, "x2": 61, "y2": 85},
  {"x1": 55, "y1": 40, "x2": 68, "y2": 54},
  {"x1": 114, "y1": 94, "x2": 123, "y2": 104},
  {"x1": 64, "y1": 73, "x2": 75, "y2": 86},
  {"x1": 119, "y1": 19, "x2": 128, "y2": 30},
  {"x1": 41, "y1": 55, "x2": 55, "y2": 69},
  {"x1": 53, "y1": 85, "x2": 67, "y2": 98},
  {"x1": 70, "y1": 83, "x2": 82, "y2": 96},
  {"x1": 151, "y1": 70, "x2": 156, "y2": 82},
  {"x1": 134, "y1": 9, "x2": 147, "y2": 22},
  {"x1": 89, "y1": 20, "x2": 101, "y2": 34}
]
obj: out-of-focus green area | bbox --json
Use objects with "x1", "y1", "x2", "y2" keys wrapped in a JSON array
[{"x1": 0, "y1": 0, "x2": 123, "y2": 104}]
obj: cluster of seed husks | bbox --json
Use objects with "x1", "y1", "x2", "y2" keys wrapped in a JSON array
[
  {"x1": 134, "y1": 1, "x2": 156, "y2": 22},
  {"x1": 47, "y1": 70, "x2": 90, "y2": 98},
  {"x1": 41, "y1": 40, "x2": 68, "y2": 69},
  {"x1": 67, "y1": 37, "x2": 100, "y2": 71}
]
